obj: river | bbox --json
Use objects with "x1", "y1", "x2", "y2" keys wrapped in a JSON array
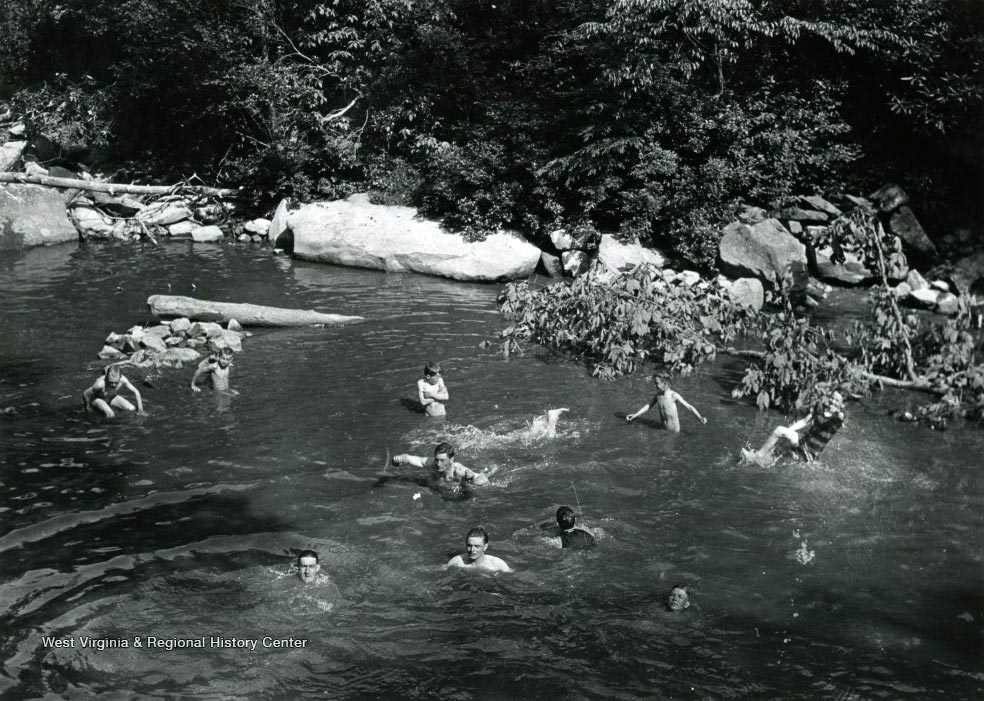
[{"x1": 1, "y1": 242, "x2": 981, "y2": 699}]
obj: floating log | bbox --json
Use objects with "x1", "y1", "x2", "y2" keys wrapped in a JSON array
[
  {"x1": 0, "y1": 172, "x2": 238, "y2": 198},
  {"x1": 147, "y1": 295, "x2": 363, "y2": 327}
]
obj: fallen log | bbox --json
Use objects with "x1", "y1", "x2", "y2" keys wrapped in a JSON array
[
  {"x1": 147, "y1": 295, "x2": 364, "y2": 327},
  {"x1": 0, "y1": 172, "x2": 238, "y2": 198}
]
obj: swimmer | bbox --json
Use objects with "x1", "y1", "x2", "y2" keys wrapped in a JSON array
[
  {"x1": 742, "y1": 390, "x2": 845, "y2": 466},
  {"x1": 82, "y1": 364, "x2": 144, "y2": 418},
  {"x1": 191, "y1": 347, "x2": 237, "y2": 394},
  {"x1": 296, "y1": 550, "x2": 321, "y2": 584},
  {"x1": 556, "y1": 506, "x2": 596, "y2": 549},
  {"x1": 417, "y1": 362, "x2": 449, "y2": 417},
  {"x1": 527, "y1": 408, "x2": 569, "y2": 439},
  {"x1": 446, "y1": 527, "x2": 512, "y2": 573},
  {"x1": 626, "y1": 376, "x2": 706, "y2": 432},
  {"x1": 392, "y1": 442, "x2": 491, "y2": 487},
  {"x1": 667, "y1": 585, "x2": 690, "y2": 612}
]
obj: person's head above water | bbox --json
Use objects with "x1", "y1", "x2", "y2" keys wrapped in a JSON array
[
  {"x1": 667, "y1": 585, "x2": 690, "y2": 612},
  {"x1": 434, "y1": 442, "x2": 455, "y2": 470},
  {"x1": 216, "y1": 347, "x2": 234, "y2": 366},
  {"x1": 464, "y1": 526, "x2": 489, "y2": 561},
  {"x1": 814, "y1": 390, "x2": 845, "y2": 420},
  {"x1": 556, "y1": 506, "x2": 577, "y2": 531},
  {"x1": 104, "y1": 364, "x2": 122, "y2": 384},
  {"x1": 424, "y1": 362, "x2": 442, "y2": 380},
  {"x1": 652, "y1": 375, "x2": 669, "y2": 392},
  {"x1": 296, "y1": 549, "x2": 320, "y2": 584}
]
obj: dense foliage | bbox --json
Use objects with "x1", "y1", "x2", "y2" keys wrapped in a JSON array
[{"x1": 1, "y1": 0, "x2": 981, "y2": 255}]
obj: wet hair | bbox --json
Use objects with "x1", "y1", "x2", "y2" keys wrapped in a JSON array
[
  {"x1": 556, "y1": 506, "x2": 576, "y2": 530},
  {"x1": 670, "y1": 583, "x2": 688, "y2": 593},
  {"x1": 104, "y1": 364, "x2": 122, "y2": 382},
  {"x1": 434, "y1": 442, "x2": 455, "y2": 459},
  {"x1": 466, "y1": 526, "x2": 489, "y2": 544},
  {"x1": 296, "y1": 549, "x2": 319, "y2": 565},
  {"x1": 652, "y1": 375, "x2": 669, "y2": 391},
  {"x1": 424, "y1": 362, "x2": 442, "y2": 377}
]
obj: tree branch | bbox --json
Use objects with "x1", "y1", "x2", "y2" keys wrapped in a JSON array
[{"x1": 0, "y1": 172, "x2": 238, "y2": 198}]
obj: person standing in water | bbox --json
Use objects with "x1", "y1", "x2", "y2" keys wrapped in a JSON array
[
  {"x1": 296, "y1": 550, "x2": 321, "y2": 584},
  {"x1": 742, "y1": 391, "x2": 845, "y2": 465},
  {"x1": 190, "y1": 347, "x2": 237, "y2": 394},
  {"x1": 666, "y1": 585, "x2": 690, "y2": 612},
  {"x1": 417, "y1": 362, "x2": 449, "y2": 417},
  {"x1": 446, "y1": 527, "x2": 512, "y2": 573},
  {"x1": 626, "y1": 376, "x2": 707, "y2": 432},
  {"x1": 83, "y1": 364, "x2": 144, "y2": 418}
]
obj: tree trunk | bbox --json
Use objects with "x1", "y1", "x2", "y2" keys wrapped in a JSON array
[
  {"x1": 0, "y1": 172, "x2": 238, "y2": 198},
  {"x1": 147, "y1": 295, "x2": 364, "y2": 327}
]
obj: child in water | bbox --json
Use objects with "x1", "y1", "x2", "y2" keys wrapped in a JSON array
[
  {"x1": 83, "y1": 364, "x2": 144, "y2": 418},
  {"x1": 626, "y1": 376, "x2": 707, "y2": 432},
  {"x1": 190, "y1": 347, "x2": 237, "y2": 394},
  {"x1": 667, "y1": 585, "x2": 690, "y2": 612},
  {"x1": 417, "y1": 362, "x2": 449, "y2": 417}
]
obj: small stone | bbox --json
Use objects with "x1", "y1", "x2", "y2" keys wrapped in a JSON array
[
  {"x1": 906, "y1": 269, "x2": 929, "y2": 292},
  {"x1": 728, "y1": 278, "x2": 764, "y2": 311},
  {"x1": 678, "y1": 270, "x2": 701, "y2": 286},
  {"x1": 909, "y1": 288, "x2": 941, "y2": 308},
  {"x1": 936, "y1": 293, "x2": 960, "y2": 316},
  {"x1": 170, "y1": 318, "x2": 192, "y2": 335},
  {"x1": 98, "y1": 345, "x2": 125, "y2": 359},
  {"x1": 550, "y1": 228, "x2": 575, "y2": 251},
  {"x1": 244, "y1": 218, "x2": 271, "y2": 236},
  {"x1": 143, "y1": 324, "x2": 171, "y2": 339},
  {"x1": 930, "y1": 280, "x2": 950, "y2": 292},
  {"x1": 787, "y1": 220, "x2": 803, "y2": 235},
  {"x1": 191, "y1": 225, "x2": 224, "y2": 243},
  {"x1": 227, "y1": 318, "x2": 243, "y2": 332},
  {"x1": 894, "y1": 281, "x2": 912, "y2": 299},
  {"x1": 141, "y1": 335, "x2": 167, "y2": 353}
]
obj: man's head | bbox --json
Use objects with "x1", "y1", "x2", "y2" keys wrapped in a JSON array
[
  {"x1": 434, "y1": 442, "x2": 455, "y2": 470},
  {"x1": 104, "y1": 364, "x2": 122, "y2": 384},
  {"x1": 667, "y1": 585, "x2": 690, "y2": 612},
  {"x1": 653, "y1": 375, "x2": 669, "y2": 392},
  {"x1": 424, "y1": 362, "x2": 442, "y2": 380},
  {"x1": 556, "y1": 506, "x2": 576, "y2": 531},
  {"x1": 297, "y1": 550, "x2": 320, "y2": 583},
  {"x1": 464, "y1": 526, "x2": 489, "y2": 562}
]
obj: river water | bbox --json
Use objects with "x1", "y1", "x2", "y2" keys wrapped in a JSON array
[{"x1": 0, "y1": 242, "x2": 981, "y2": 699}]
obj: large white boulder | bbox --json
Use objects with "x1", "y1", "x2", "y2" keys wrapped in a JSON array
[
  {"x1": 597, "y1": 234, "x2": 667, "y2": 272},
  {"x1": 718, "y1": 218, "x2": 807, "y2": 284},
  {"x1": 288, "y1": 193, "x2": 541, "y2": 282},
  {"x1": 0, "y1": 184, "x2": 78, "y2": 248}
]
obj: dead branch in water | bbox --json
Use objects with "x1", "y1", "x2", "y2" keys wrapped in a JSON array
[{"x1": 0, "y1": 172, "x2": 238, "y2": 198}]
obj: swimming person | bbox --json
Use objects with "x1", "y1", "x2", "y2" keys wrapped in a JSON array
[
  {"x1": 190, "y1": 347, "x2": 237, "y2": 394},
  {"x1": 392, "y1": 442, "x2": 491, "y2": 487},
  {"x1": 296, "y1": 550, "x2": 321, "y2": 584},
  {"x1": 556, "y1": 506, "x2": 596, "y2": 549},
  {"x1": 667, "y1": 585, "x2": 690, "y2": 612},
  {"x1": 446, "y1": 527, "x2": 512, "y2": 573},
  {"x1": 83, "y1": 364, "x2": 144, "y2": 418},
  {"x1": 417, "y1": 362, "x2": 449, "y2": 417},
  {"x1": 626, "y1": 376, "x2": 707, "y2": 432},
  {"x1": 742, "y1": 391, "x2": 845, "y2": 466},
  {"x1": 526, "y1": 408, "x2": 569, "y2": 439}
]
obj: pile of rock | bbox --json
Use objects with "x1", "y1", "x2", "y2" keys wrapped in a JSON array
[
  {"x1": 70, "y1": 195, "x2": 234, "y2": 243},
  {"x1": 894, "y1": 270, "x2": 964, "y2": 316},
  {"x1": 98, "y1": 318, "x2": 247, "y2": 369}
]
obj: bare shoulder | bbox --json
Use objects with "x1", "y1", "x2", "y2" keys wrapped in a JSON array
[{"x1": 446, "y1": 555, "x2": 465, "y2": 569}]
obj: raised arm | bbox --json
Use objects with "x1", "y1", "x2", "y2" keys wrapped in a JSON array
[
  {"x1": 393, "y1": 454, "x2": 428, "y2": 468},
  {"x1": 672, "y1": 391, "x2": 707, "y2": 424}
]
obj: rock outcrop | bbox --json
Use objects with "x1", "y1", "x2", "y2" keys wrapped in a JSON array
[
  {"x1": 718, "y1": 218, "x2": 808, "y2": 284},
  {"x1": 0, "y1": 184, "x2": 78, "y2": 248},
  {"x1": 288, "y1": 193, "x2": 541, "y2": 282}
]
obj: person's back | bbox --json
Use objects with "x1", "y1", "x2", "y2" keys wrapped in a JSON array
[{"x1": 560, "y1": 527, "x2": 596, "y2": 549}]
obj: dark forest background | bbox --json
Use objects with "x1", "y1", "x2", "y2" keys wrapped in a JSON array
[{"x1": 1, "y1": 0, "x2": 981, "y2": 268}]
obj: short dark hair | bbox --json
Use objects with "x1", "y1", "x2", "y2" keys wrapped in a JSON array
[
  {"x1": 653, "y1": 375, "x2": 669, "y2": 390},
  {"x1": 434, "y1": 442, "x2": 455, "y2": 458},
  {"x1": 297, "y1": 549, "x2": 319, "y2": 565},
  {"x1": 671, "y1": 583, "x2": 687, "y2": 592},
  {"x1": 556, "y1": 506, "x2": 576, "y2": 530},
  {"x1": 466, "y1": 526, "x2": 489, "y2": 544},
  {"x1": 424, "y1": 362, "x2": 442, "y2": 376}
]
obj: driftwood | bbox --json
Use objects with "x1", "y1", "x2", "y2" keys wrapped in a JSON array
[
  {"x1": 721, "y1": 347, "x2": 942, "y2": 395},
  {"x1": 148, "y1": 295, "x2": 363, "y2": 327},
  {"x1": 0, "y1": 172, "x2": 238, "y2": 198}
]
